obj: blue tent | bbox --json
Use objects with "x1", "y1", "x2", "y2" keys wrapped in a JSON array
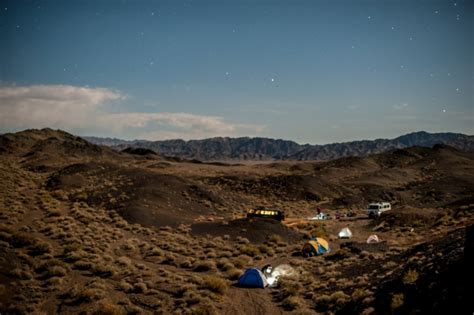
[{"x1": 238, "y1": 268, "x2": 268, "y2": 288}]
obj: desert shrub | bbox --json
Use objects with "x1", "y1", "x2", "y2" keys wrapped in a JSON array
[
  {"x1": 46, "y1": 276, "x2": 64, "y2": 287},
  {"x1": 258, "y1": 244, "x2": 275, "y2": 256},
  {"x1": 193, "y1": 260, "x2": 216, "y2": 272},
  {"x1": 313, "y1": 294, "x2": 332, "y2": 310},
  {"x1": 29, "y1": 240, "x2": 52, "y2": 255},
  {"x1": 92, "y1": 300, "x2": 124, "y2": 315},
  {"x1": 352, "y1": 288, "x2": 372, "y2": 301},
  {"x1": 10, "y1": 268, "x2": 33, "y2": 280},
  {"x1": 118, "y1": 280, "x2": 133, "y2": 292},
  {"x1": 147, "y1": 247, "x2": 163, "y2": 256},
  {"x1": 402, "y1": 269, "x2": 418, "y2": 285},
  {"x1": 189, "y1": 302, "x2": 217, "y2": 315},
  {"x1": 64, "y1": 250, "x2": 87, "y2": 262},
  {"x1": 239, "y1": 244, "x2": 260, "y2": 257},
  {"x1": 361, "y1": 307, "x2": 375, "y2": 315},
  {"x1": 92, "y1": 264, "x2": 116, "y2": 277},
  {"x1": 73, "y1": 260, "x2": 93, "y2": 270},
  {"x1": 178, "y1": 258, "x2": 193, "y2": 269},
  {"x1": 219, "y1": 262, "x2": 234, "y2": 272},
  {"x1": 231, "y1": 255, "x2": 251, "y2": 269},
  {"x1": 36, "y1": 258, "x2": 67, "y2": 272},
  {"x1": 235, "y1": 236, "x2": 250, "y2": 244},
  {"x1": 276, "y1": 276, "x2": 302, "y2": 300},
  {"x1": 391, "y1": 293, "x2": 404, "y2": 309},
  {"x1": 65, "y1": 284, "x2": 105, "y2": 303},
  {"x1": 200, "y1": 275, "x2": 229, "y2": 295},
  {"x1": 10, "y1": 232, "x2": 36, "y2": 247},
  {"x1": 225, "y1": 268, "x2": 242, "y2": 280},
  {"x1": 309, "y1": 223, "x2": 328, "y2": 238},
  {"x1": 63, "y1": 242, "x2": 82, "y2": 253},
  {"x1": 281, "y1": 296, "x2": 303, "y2": 311},
  {"x1": 133, "y1": 282, "x2": 147, "y2": 293},
  {"x1": 116, "y1": 256, "x2": 131, "y2": 267},
  {"x1": 47, "y1": 209, "x2": 62, "y2": 217},
  {"x1": 46, "y1": 265, "x2": 68, "y2": 278}
]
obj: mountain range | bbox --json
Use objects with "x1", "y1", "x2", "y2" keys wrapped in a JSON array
[{"x1": 84, "y1": 131, "x2": 474, "y2": 161}]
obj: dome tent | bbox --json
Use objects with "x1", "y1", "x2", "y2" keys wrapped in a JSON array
[
  {"x1": 238, "y1": 268, "x2": 268, "y2": 288},
  {"x1": 302, "y1": 237, "x2": 330, "y2": 257},
  {"x1": 366, "y1": 234, "x2": 380, "y2": 243},
  {"x1": 338, "y1": 227, "x2": 353, "y2": 239}
]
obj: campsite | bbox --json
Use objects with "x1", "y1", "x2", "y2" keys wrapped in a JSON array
[{"x1": 0, "y1": 129, "x2": 473, "y2": 314}]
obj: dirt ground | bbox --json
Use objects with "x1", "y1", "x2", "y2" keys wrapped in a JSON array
[{"x1": 0, "y1": 128, "x2": 473, "y2": 314}]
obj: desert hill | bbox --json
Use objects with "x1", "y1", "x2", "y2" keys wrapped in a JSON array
[
  {"x1": 85, "y1": 131, "x2": 474, "y2": 161},
  {"x1": 0, "y1": 128, "x2": 473, "y2": 314}
]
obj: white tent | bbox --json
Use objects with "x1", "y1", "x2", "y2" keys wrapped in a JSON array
[
  {"x1": 366, "y1": 234, "x2": 380, "y2": 243},
  {"x1": 338, "y1": 227, "x2": 353, "y2": 239}
]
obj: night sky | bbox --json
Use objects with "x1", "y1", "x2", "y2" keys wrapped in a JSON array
[{"x1": 0, "y1": 0, "x2": 472, "y2": 143}]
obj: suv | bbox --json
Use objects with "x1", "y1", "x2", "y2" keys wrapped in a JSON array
[{"x1": 367, "y1": 202, "x2": 391, "y2": 218}]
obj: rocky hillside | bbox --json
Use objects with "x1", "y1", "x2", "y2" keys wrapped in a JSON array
[{"x1": 84, "y1": 131, "x2": 474, "y2": 161}]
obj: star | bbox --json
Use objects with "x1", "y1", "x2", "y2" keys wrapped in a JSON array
[
  {"x1": 351, "y1": 45, "x2": 355, "y2": 49},
  {"x1": 367, "y1": 16, "x2": 372, "y2": 20},
  {"x1": 454, "y1": 2, "x2": 457, "y2": 6},
  {"x1": 442, "y1": 109, "x2": 446, "y2": 113},
  {"x1": 151, "y1": 12, "x2": 155, "y2": 16},
  {"x1": 456, "y1": 14, "x2": 460, "y2": 21},
  {"x1": 225, "y1": 72, "x2": 230, "y2": 75},
  {"x1": 391, "y1": 26, "x2": 395, "y2": 30},
  {"x1": 16, "y1": 25, "x2": 20, "y2": 29},
  {"x1": 4, "y1": 7, "x2": 7, "y2": 11},
  {"x1": 149, "y1": 61, "x2": 154, "y2": 66},
  {"x1": 400, "y1": 65, "x2": 405, "y2": 69},
  {"x1": 455, "y1": 88, "x2": 460, "y2": 92},
  {"x1": 271, "y1": 78, "x2": 275, "y2": 82},
  {"x1": 434, "y1": 10, "x2": 439, "y2": 14},
  {"x1": 409, "y1": 37, "x2": 413, "y2": 41}
]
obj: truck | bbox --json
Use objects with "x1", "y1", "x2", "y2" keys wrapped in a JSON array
[{"x1": 367, "y1": 202, "x2": 391, "y2": 218}]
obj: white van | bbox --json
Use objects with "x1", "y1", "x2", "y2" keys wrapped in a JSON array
[{"x1": 367, "y1": 202, "x2": 391, "y2": 218}]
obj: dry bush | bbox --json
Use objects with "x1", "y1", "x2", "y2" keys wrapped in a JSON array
[
  {"x1": 178, "y1": 257, "x2": 194, "y2": 269},
  {"x1": 391, "y1": 293, "x2": 404, "y2": 309},
  {"x1": 352, "y1": 288, "x2": 372, "y2": 301},
  {"x1": 118, "y1": 280, "x2": 133, "y2": 292},
  {"x1": 92, "y1": 299, "x2": 124, "y2": 315},
  {"x1": 200, "y1": 275, "x2": 229, "y2": 295},
  {"x1": 361, "y1": 307, "x2": 375, "y2": 315},
  {"x1": 46, "y1": 265, "x2": 68, "y2": 278},
  {"x1": 116, "y1": 256, "x2": 132, "y2": 267},
  {"x1": 238, "y1": 244, "x2": 260, "y2": 257},
  {"x1": 10, "y1": 268, "x2": 33, "y2": 279},
  {"x1": 281, "y1": 296, "x2": 304, "y2": 311},
  {"x1": 235, "y1": 236, "x2": 250, "y2": 244},
  {"x1": 133, "y1": 282, "x2": 147, "y2": 293},
  {"x1": 231, "y1": 255, "x2": 251, "y2": 269},
  {"x1": 276, "y1": 276, "x2": 302, "y2": 301},
  {"x1": 216, "y1": 250, "x2": 232, "y2": 258},
  {"x1": 92, "y1": 263, "x2": 117, "y2": 277},
  {"x1": 219, "y1": 262, "x2": 234, "y2": 272},
  {"x1": 402, "y1": 269, "x2": 419, "y2": 284},
  {"x1": 193, "y1": 260, "x2": 216, "y2": 272},
  {"x1": 225, "y1": 268, "x2": 242, "y2": 281}
]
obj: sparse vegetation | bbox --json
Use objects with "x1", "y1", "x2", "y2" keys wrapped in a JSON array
[{"x1": 0, "y1": 128, "x2": 472, "y2": 314}]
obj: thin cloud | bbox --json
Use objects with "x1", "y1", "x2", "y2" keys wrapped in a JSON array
[{"x1": 0, "y1": 84, "x2": 265, "y2": 140}]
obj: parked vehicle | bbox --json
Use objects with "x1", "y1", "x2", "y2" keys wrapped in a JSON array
[
  {"x1": 247, "y1": 207, "x2": 285, "y2": 221},
  {"x1": 367, "y1": 202, "x2": 391, "y2": 218}
]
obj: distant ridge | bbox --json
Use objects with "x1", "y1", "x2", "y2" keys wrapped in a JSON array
[{"x1": 83, "y1": 131, "x2": 474, "y2": 161}]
